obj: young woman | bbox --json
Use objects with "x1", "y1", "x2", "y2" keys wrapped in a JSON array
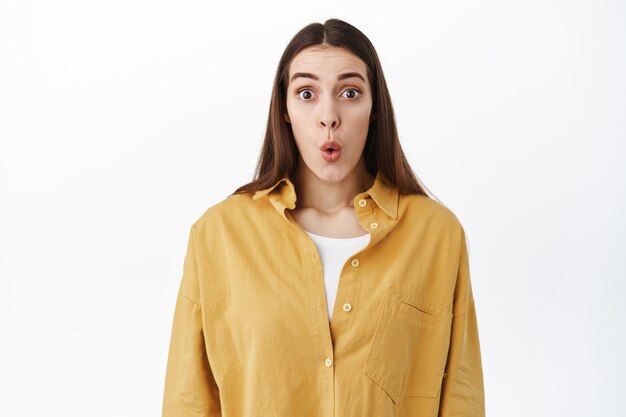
[{"x1": 162, "y1": 18, "x2": 485, "y2": 417}]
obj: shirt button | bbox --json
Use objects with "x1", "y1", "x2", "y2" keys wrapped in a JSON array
[
  {"x1": 343, "y1": 303, "x2": 352, "y2": 312},
  {"x1": 325, "y1": 357, "x2": 333, "y2": 367},
  {"x1": 370, "y1": 222, "x2": 379, "y2": 229},
  {"x1": 358, "y1": 199, "x2": 367, "y2": 207},
  {"x1": 351, "y1": 258, "x2": 360, "y2": 267}
]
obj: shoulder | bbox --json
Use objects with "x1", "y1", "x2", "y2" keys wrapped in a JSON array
[
  {"x1": 400, "y1": 193, "x2": 465, "y2": 234},
  {"x1": 400, "y1": 193, "x2": 469, "y2": 261},
  {"x1": 189, "y1": 191, "x2": 257, "y2": 235}
]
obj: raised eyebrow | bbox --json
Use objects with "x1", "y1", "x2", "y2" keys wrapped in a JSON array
[{"x1": 290, "y1": 72, "x2": 366, "y2": 84}]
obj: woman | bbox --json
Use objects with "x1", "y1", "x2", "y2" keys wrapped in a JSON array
[{"x1": 162, "y1": 18, "x2": 485, "y2": 417}]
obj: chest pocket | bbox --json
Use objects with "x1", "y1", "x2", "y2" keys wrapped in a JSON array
[{"x1": 362, "y1": 286, "x2": 453, "y2": 404}]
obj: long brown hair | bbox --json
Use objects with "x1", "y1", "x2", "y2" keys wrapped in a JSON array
[{"x1": 232, "y1": 18, "x2": 432, "y2": 198}]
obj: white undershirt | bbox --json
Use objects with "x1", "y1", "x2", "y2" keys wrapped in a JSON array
[{"x1": 304, "y1": 230, "x2": 371, "y2": 321}]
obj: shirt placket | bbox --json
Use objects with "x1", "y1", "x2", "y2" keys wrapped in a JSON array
[{"x1": 274, "y1": 190, "x2": 391, "y2": 417}]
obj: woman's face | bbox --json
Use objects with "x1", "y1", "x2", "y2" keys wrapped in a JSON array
[{"x1": 285, "y1": 45, "x2": 373, "y2": 183}]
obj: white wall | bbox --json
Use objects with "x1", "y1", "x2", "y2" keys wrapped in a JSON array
[{"x1": 1, "y1": 1, "x2": 624, "y2": 416}]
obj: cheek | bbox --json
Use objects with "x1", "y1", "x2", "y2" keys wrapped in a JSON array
[
  {"x1": 286, "y1": 103, "x2": 315, "y2": 138},
  {"x1": 288, "y1": 103, "x2": 311, "y2": 122},
  {"x1": 285, "y1": 100, "x2": 307, "y2": 147},
  {"x1": 344, "y1": 102, "x2": 373, "y2": 131}
]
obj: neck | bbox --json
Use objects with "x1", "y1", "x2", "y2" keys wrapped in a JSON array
[{"x1": 291, "y1": 158, "x2": 375, "y2": 214}]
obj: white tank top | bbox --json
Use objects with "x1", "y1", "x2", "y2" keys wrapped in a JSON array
[{"x1": 304, "y1": 230, "x2": 371, "y2": 321}]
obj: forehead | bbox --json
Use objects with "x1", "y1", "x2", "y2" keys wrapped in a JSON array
[{"x1": 288, "y1": 45, "x2": 368, "y2": 81}]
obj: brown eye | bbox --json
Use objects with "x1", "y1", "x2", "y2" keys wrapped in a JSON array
[
  {"x1": 297, "y1": 89, "x2": 314, "y2": 100},
  {"x1": 342, "y1": 88, "x2": 361, "y2": 99}
]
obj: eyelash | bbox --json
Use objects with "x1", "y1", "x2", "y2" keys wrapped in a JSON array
[{"x1": 295, "y1": 87, "x2": 362, "y2": 101}]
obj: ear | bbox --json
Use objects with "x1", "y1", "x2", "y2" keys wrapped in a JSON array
[{"x1": 284, "y1": 112, "x2": 291, "y2": 124}]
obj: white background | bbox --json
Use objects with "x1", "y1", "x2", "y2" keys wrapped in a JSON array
[{"x1": 1, "y1": 1, "x2": 624, "y2": 416}]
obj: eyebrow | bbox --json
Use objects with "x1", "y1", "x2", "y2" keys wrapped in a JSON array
[{"x1": 290, "y1": 71, "x2": 366, "y2": 84}]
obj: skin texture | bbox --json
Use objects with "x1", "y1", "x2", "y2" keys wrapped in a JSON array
[{"x1": 284, "y1": 44, "x2": 375, "y2": 238}]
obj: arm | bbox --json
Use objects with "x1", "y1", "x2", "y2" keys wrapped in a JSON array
[
  {"x1": 162, "y1": 225, "x2": 221, "y2": 417},
  {"x1": 438, "y1": 227, "x2": 486, "y2": 417}
]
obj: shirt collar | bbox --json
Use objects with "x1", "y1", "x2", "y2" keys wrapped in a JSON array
[{"x1": 252, "y1": 171, "x2": 399, "y2": 220}]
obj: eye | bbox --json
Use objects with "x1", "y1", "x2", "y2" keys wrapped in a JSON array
[
  {"x1": 296, "y1": 89, "x2": 314, "y2": 101},
  {"x1": 341, "y1": 88, "x2": 362, "y2": 99}
]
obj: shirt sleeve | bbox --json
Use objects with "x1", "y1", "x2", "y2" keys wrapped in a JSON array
[
  {"x1": 162, "y1": 225, "x2": 221, "y2": 417},
  {"x1": 438, "y1": 226, "x2": 486, "y2": 417}
]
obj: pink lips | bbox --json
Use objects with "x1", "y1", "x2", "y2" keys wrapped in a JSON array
[
  {"x1": 320, "y1": 140, "x2": 342, "y2": 163},
  {"x1": 320, "y1": 140, "x2": 342, "y2": 152},
  {"x1": 321, "y1": 148, "x2": 341, "y2": 162}
]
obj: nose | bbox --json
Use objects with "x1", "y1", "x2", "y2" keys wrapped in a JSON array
[
  {"x1": 319, "y1": 117, "x2": 338, "y2": 128},
  {"x1": 318, "y1": 98, "x2": 339, "y2": 130}
]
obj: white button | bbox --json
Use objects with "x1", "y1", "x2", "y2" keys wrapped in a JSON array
[
  {"x1": 343, "y1": 303, "x2": 352, "y2": 312},
  {"x1": 358, "y1": 199, "x2": 367, "y2": 207},
  {"x1": 351, "y1": 258, "x2": 360, "y2": 267},
  {"x1": 325, "y1": 357, "x2": 333, "y2": 367},
  {"x1": 370, "y1": 222, "x2": 379, "y2": 229}
]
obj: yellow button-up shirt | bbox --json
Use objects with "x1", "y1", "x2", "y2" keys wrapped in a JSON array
[{"x1": 162, "y1": 172, "x2": 485, "y2": 417}]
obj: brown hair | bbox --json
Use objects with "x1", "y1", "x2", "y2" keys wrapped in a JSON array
[{"x1": 232, "y1": 18, "x2": 432, "y2": 198}]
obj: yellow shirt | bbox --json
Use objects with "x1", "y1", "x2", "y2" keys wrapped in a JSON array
[{"x1": 162, "y1": 171, "x2": 485, "y2": 417}]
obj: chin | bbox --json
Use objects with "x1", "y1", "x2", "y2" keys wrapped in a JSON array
[
  {"x1": 299, "y1": 154, "x2": 359, "y2": 183},
  {"x1": 315, "y1": 166, "x2": 357, "y2": 183}
]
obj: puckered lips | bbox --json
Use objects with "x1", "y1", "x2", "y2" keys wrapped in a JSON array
[{"x1": 320, "y1": 140, "x2": 342, "y2": 162}]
